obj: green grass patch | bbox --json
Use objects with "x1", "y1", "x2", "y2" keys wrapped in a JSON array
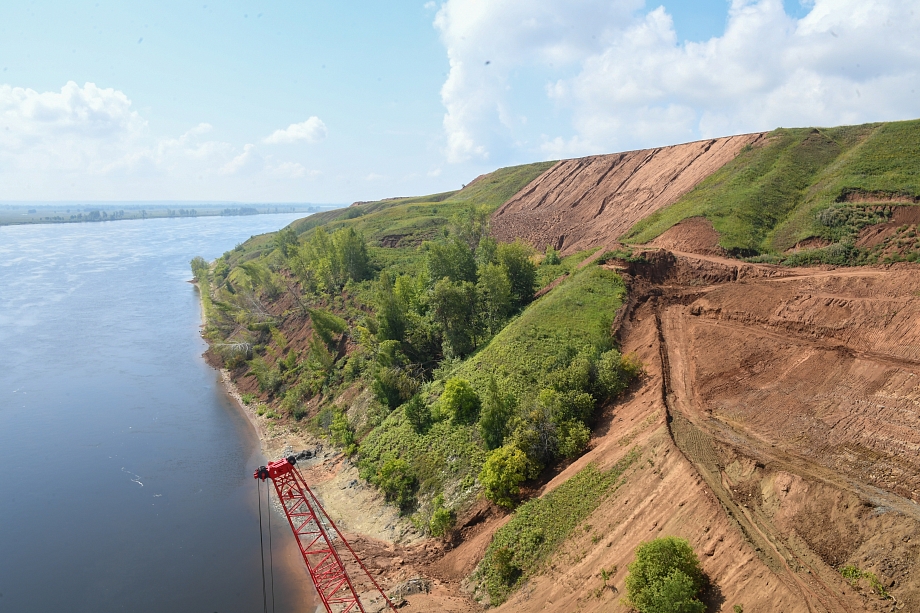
[
  {"x1": 455, "y1": 265, "x2": 626, "y2": 401},
  {"x1": 284, "y1": 160, "x2": 556, "y2": 249},
  {"x1": 475, "y1": 449, "x2": 640, "y2": 605},
  {"x1": 535, "y1": 247, "x2": 598, "y2": 290},
  {"x1": 840, "y1": 565, "x2": 891, "y2": 599},
  {"x1": 357, "y1": 408, "x2": 487, "y2": 508}
]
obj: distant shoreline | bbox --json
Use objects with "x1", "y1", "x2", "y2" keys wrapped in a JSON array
[{"x1": 0, "y1": 205, "x2": 325, "y2": 227}]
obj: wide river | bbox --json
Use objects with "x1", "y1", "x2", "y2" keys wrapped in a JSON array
[{"x1": 0, "y1": 214, "x2": 319, "y2": 612}]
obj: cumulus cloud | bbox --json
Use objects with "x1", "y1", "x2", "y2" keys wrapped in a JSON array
[
  {"x1": 0, "y1": 81, "x2": 147, "y2": 171},
  {"x1": 434, "y1": 0, "x2": 920, "y2": 161},
  {"x1": 262, "y1": 117, "x2": 327, "y2": 144},
  {"x1": 0, "y1": 81, "x2": 329, "y2": 199}
]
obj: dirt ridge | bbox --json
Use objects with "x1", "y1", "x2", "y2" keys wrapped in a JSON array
[{"x1": 492, "y1": 133, "x2": 764, "y2": 254}]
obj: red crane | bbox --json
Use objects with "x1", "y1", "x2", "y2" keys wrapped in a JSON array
[{"x1": 254, "y1": 456, "x2": 398, "y2": 613}]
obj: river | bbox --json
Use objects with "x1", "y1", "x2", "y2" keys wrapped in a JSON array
[{"x1": 0, "y1": 214, "x2": 319, "y2": 612}]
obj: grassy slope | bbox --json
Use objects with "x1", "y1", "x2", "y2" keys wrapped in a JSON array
[
  {"x1": 454, "y1": 265, "x2": 626, "y2": 401},
  {"x1": 222, "y1": 161, "x2": 557, "y2": 276},
  {"x1": 622, "y1": 119, "x2": 920, "y2": 255},
  {"x1": 356, "y1": 263, "x2": 627, "y2": 507},
  {"x1": 476, "y1": 451, "x2": 639, "y2": 605}
]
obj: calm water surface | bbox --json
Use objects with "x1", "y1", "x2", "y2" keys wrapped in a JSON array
[{"x1": 0, "y1": 215, "x2": 318, "y2": 612}]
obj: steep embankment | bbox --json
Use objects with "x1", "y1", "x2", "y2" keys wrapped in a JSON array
[
  {"x1": 475, "y1": 252, "x2": 920, "y2": 613},
  {"x1": 491, "y1": 133, "x2": 764, "y2": 254},
  {"x1": 494, "y1": 120, "x2": 920, "y2": 265}
]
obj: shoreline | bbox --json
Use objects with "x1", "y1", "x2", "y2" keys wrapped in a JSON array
[{"x1": 194, "y1": 278, "x2": 424, "y2": 545}]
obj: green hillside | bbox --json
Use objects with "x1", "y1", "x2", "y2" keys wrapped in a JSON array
[
  {"x1": 196, "y1": 157, "x2": 641, "y2": 541},
  {"x1": 622, "y1": 119, "x2": 920, "y2": 263}
]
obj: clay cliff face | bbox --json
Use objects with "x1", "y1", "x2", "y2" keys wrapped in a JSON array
[{"x1": 491, "y1": 134, "x2": 764, "y2": 254}]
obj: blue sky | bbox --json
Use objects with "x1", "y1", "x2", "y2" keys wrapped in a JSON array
[{"x1": 1, "y1": 0, "x2": 917, "y2": 202}]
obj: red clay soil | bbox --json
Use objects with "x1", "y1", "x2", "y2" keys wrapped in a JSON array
[
  {"x1": 490, "y1": 133, "x2": 764, "y2": 255},
  {"x1": 648, "y1": 216, "x2": 728, "y2": 256}
]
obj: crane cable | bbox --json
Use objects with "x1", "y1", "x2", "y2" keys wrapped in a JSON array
[
  {"x1": 257, "y1": 479, "x2": 268, "y2": 613},
  {"x1": 266, "y1": 480, "x2": 276, "y2": 613}
]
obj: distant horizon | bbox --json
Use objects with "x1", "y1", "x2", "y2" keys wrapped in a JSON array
[{"x1": 0, "y1": 201, "x2": 345, "y2": 208}]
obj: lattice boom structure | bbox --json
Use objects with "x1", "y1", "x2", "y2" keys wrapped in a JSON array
[{"x1": 255, "y1": 457, "x2": 396, "y2": 613}]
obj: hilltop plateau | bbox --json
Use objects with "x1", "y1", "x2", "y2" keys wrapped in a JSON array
[{"x1": 195, "y1": 119, "x2": 920, "y2": 612}]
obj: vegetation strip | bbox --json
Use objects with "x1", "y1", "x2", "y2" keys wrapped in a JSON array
[{"x1": 475, "y1": 449, "x2": 640, "y2": 606}]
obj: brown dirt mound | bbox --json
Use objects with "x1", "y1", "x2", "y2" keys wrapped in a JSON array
[
  {"x1": 648, "y1": 216, "x2": 727, "y2": 256},
  {"x1": 491, "y1": 133, "x2": 764, "y2": 255},
  {"x1": 786, "y1": 236, "x2": 833, "y2": 253}
]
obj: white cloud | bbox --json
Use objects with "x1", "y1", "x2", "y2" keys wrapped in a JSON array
[
  {"x1": 365, "y1": 173, "x2": 385, "y2": 181},
  {"x1": 434, "y1": 0, "x2": 920, "y2": 161},
  {"x1": 269, "y1": 162, "x2": 317, "y2": 179},
  {"x1": 0, "y1": 81, "x2": 332, "y2": 199},
  {"x1": 262, "y1": 117, "x2": 327, "y2": 144},
  {"x1": 0, "y1": 81, "x2": 147, "y2": 171}
]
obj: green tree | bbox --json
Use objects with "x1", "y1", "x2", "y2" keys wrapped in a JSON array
[
  {"x1": 403, "y1": 395, "x2": 430, "y2": 433},
  {"x1": 476, "y1": 262, "x2": 512, "y2": 335},
  {"x1": 332, "y1": 227, "x2": 371, "y2": 283},
  {"x1": 190, "y1": 256, "x2": 209, "y2": 282},
  {"x1": 479, "y1": 376, "x2": 515, "y2": 450},
  {"x1": 428, "y1": 493, "x2": 454, "y2": 537},
  {"x1": 625, "y1": 537, "x2": 706, "y2": 613},
  {"x1": 308, "y1": 308, "x2": 347, "y2": 350},
  {"x1": 479, "y1": 444, "x2": 529, "y2": 508},
  {"x1": 430, "y1": 278, "x2": 478, "y2": 357},
  {"x1": 557, "y1": 419, "x2": 591, "y2": 458},
  {"x1": 451, "y1": 205, "x2": 490, "y2": 251},
  {"x1": 426, "y1": 237, "x2": 477, "y2": 285},
  {"x1": 330, "y1": 409, "x2": 357, "y2": 454},
  {"x1": 496, "y1": 240, "x2": 536, "y2": 309},
  {"x1": 440, "y1": 378, "x2": 481, "y2": 424},
  {"x1": 375, "y1": 273, "x2": 408, "y2": 343},
  {"x1": 274, "y1": 227, "x2": 299, "y2": 257}
]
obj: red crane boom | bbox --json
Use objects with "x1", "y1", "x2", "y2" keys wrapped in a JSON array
[{"x1": 254, "y1": 456, "x2": 397, "y2": 613}]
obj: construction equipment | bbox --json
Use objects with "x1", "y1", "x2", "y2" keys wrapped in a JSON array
[{"x1": 254, "y1": 456, "x2": 398, "y2": 613}]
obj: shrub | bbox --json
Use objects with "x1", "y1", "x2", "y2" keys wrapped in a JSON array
[
  {"x1": 330, "y1": 409, "x2": 357, "y2": 455},
  {"x1": 479, "y1": 444, "x2": 529, "y2": 508},
  {"x1": 376, "y1": 458, "x2": 416, "y2": 513},
  {"x1": 403, "y1": 395, "x2": 430, "y2": 433},
  {"x1": 478, "y1": 376, "x2": 516, "y2": 450},
  {"x1": 625, "y1": 537, "x2": 706, "y2": 613},
  {"x1": 440, "y1": 378, "x2": 481, "y2": 424},
  {"x1": 429, "y1": 494, "x2": 454, "y2": 537},
  {"x1": 542, "y1": 245, "x2": 561, "y2": 266}
]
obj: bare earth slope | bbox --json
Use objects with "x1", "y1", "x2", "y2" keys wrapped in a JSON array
[
  {"x1": 489, "y1": 253, "x2": 920, "y2": 613},
  {"x1": 491, "y1": 133, "x2": 764, "y2": 254}
]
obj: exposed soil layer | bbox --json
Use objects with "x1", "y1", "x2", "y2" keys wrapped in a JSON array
[
  {"x1": 856, "y1": 205, "x2": 920, "y2": 253},
  {"x1": 648, "y1": 216, "x2": 727, "y2": 256},
  {"x1": 491, "y1": 133, "x2": 764, "y2": 255},
  {"x1": 484, "y1": 251, "x2": 920, "y2": 613}
]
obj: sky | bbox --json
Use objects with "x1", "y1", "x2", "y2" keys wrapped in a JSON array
[{"x1": 0, "y1": 0, "x2": 917, "y2": 203}]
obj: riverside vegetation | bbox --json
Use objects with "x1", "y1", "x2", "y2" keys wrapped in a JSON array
[{"x1": 192, "y1": 162, "x2": 642, "y2": 582}]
